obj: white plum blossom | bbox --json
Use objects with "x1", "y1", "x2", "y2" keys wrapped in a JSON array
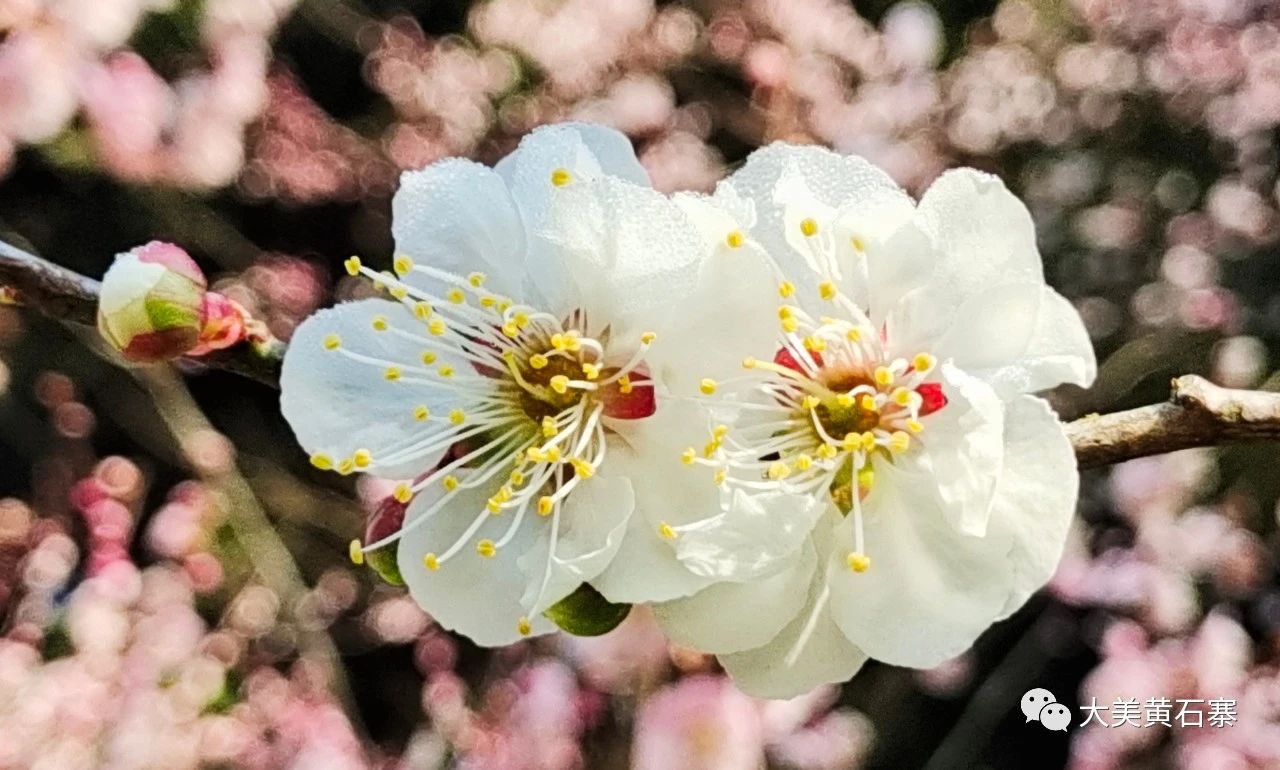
[
  {"x1": 651, "y1": 144, "x2": 1096, "y2": 698},
  {"x1": 279, "y1": 123, "x2": 777, "y2": 646}
]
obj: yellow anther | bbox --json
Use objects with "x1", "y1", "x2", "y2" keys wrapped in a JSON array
[
  {"x1": 529, "y1": 354, "x2": 549, "y2": 369},
  {"x1": 389, "y1": 285, "x2": 408, "y2": 300},
  {"x1": 418, "y1": 353, "x2": 437, "y2": 367},
  {"x1": 337, "y1": 459, "x2": 355, "y2": 475},
  {"x1": 502, "y1": 321, "x2": 520, "y2": 338},
  {"x1": 542, "y1": 416, "x2": 558, "y2": 438},
  {"x1": 778, "y1": 306, "x2": 795, "y2": 320},
  {"x1": 343, "y1": 256, "x2": 362, "y2": 276},
  {"x1": 842, "y1": 433, "x2": 860, "y2": 451},
  {"x1": 348, "y1": 540, "x2": 365, "y2": 565},
  {"x1": 861, "y1": 432, "x2": 878, "y2": 452},
  {"x1": 726, "y1": 230, "x2": 745, "y2": 248},
  {"x1": 428, "y1": 319, "x2": 447, "y2": 336},
  {"x1": 438, "y1": 365, "x2": 455, "y2": 378},
  {"x1": 846, "y1": 552, "x2": 871, "y2": 573},
  {"x1": 372, "y1": 316, "x2": 389, "y2": 332},
  {"x1": 446, "y1": 288, "x2": 466, "y2": 304},
  {"x1": 889, "y1": 431, "x2": 911, "y2": 453},
  {"x1": 323, "y1": 334, "x2": 341, "y2": 351},
  {"x1": 658, "y1": 521, "x2": 678, "y2": 540},
  {"x1": 892, "y1": 388, "x2": 913, "y2": 406},
  {"x1": 779, "y1": 281, "x2": 796, "y2": 298},
  {"x1": 907, "y1": 418, "x2": 925, "y2": 433},
  {"x1": 353, "y1": 449, "x2": 372, "y2": 468},
  {"x1": 550, "y1": 333, "x2": 567, "y2": 351},
  {"x1": 498, "y1": 299, "x2": 513, "y2": 313},
  {"x1": 800, "y1": 395, "x2": 821, "y2": 411},
  {"x1": 793, "y1": 454, "x2": 814, "y2": 471},
  {"x1": 393, "y1": 255, "x2": 414, "y2": 276},
  {"x1": 526, "y1": 447, "x2": 544, "y2": 463},
  {"x1": 413, "y1": 405, "x2": 431, "y2": 423},
  {"x1": 816, "y1": 444, "x2": 838, "y2": 459},
  {"x1": 713, "y1": 424, "x2": 729, "y2": 439},
  {"x1": 513, "y1": 312, "x2": 530, "y2": 328},
  {"x1": 537, "y1": 496, "x2": 554, "y2": 516},
  {"x1": 767, "y1": 461, "x2": 792, "y2": 480},
  {"x1": 384, "y1": 366, "x2": 401, "y2": 381},
  {"x1": 393, "y1": 483, "x2": 413, "y2": 503},
  {"x1": 543, "y1": 446, "x2": 562, "y2": 463},
  {"x1": 571, "y1": 458, "x2": 595, "y2": 478},
  {"x1": 423, "y1": 553, "x2": 440, "y2": 571},
  {"x1": 310, "y1": 453, "x2": 334, "y2": 470},
  {"x1": 414, "y1": 302, "x2": 433, "y2": 320},
  {"x1": 681, "y1": 448, "x2": 697, "y2": 466},
  {"x1": 850, "y1": 235, "x2": 866, "y2": 252},
  {"x1": 479, "y1": 296, "x2": 497, "y2": 308},
  {"x1": 799, "y1": 218, "x2": 818, "y2": 237},
  {"x1": 700, "y1": 378, "x2": 718, "y2": 395},
  {"x1": 713, "y1": 469, "x2": 727, "y2": 486},
  {"x1": 510, "y1": 470, "x2": 526, "y2": 486},
  {"x1": 858, "y1": 464, "x2": 875, "y2": 492},
  {"x1": 913, "y1": 353, "x2": 937, "y2": 373},
  {"x1": 468, "y1": 272, "x2": 486, "y2": 287},
  {"x1": 703, "y1": 440, "x2": 721, "y2": 458},
  {"x1": 618, "y1": 375, "x2": 633, "y2": 394},
  {"x1": 517, "y1": 617, "x2": 532, "y2": 636},
  {"x1": 640, "y1": 331, "x2": 657, "y2": 345},
  {"x1": 836, "y1": 393, "x2": 855, "y2": 408},
  {"x1": 819, "y1": 281, "x2": 838, "y2": 300},
  {"x1": 846, "y1": 328, "x2": 862, "y2": 342},
  {"x1": 476, "y1": 539, "x2": 497, "y2": 558},
  {"x1": 859, "y1": 394, "x2": 878, "y2": 412},
  {"x1": 742, "y1": 356, "x2": 759, "y2": 369},
  {"x1": 442, "y1": 476, "x2": 460, "y2": 491},
  {"x1": 487, "y1": 497, "x2": 503, "y2": 514},
  {"x1": 550, "y1": 168, "x2": 572, "y2": 187},
  {"x1": 804, "y1": 336, "x2": 827, "y2": 352},
  {"x1": 582, "y1": 363, "x2": 601, "y2": 380},
  {"x1": 781, "y1": 317, "x2": 799, "y2": 333},
  {"x1": 550, "y1": 375, "x2": 570, "y2": 394},
  {"x1": 449, "y1": 409, "x2": 465, "y2": 425}
]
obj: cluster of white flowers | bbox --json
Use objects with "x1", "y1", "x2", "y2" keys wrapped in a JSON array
[{"x1": 280, "y1": 123, "x2": 1096, "y2": 698}]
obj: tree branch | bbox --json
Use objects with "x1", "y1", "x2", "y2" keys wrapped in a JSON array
[{"x1": 5, "y1": 237, "x2": 1280, "y2": 468}]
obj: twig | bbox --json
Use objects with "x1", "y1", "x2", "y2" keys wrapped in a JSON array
[{"x1": 6, "y1": 237, "x2": 1280, "y2": 468}]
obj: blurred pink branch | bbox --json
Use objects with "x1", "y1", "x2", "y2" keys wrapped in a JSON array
[{"x1": 5, "y1": 236, "x2": 1280, "y2": 469}]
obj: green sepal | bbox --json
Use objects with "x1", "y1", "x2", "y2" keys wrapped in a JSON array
[
  {"x1": 365, "y1": 544, "x2": 405, "y2": 586},
  {"x1": 543, "y1": 583, "x2": 631, "y2": 636}
]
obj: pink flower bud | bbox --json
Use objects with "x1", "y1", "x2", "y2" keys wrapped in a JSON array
[{"x1": 97, "y1": 241, "x2": 207, "y2": 362}]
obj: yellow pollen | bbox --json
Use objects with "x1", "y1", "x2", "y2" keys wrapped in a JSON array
[
  {"x1": 618, "y1": 375, "x2": 633, "y2": 394},
  {"x1": 799, "y1": 218, "x2": 819, "y2": 237},
  {"x1": 414, "y1": 302, "x2": 433, "y2": 320},
  {"x1": 449, "y1": 409, "x2": 465, "y2": 425},
  {"x1": 446, "y1": 288, "x2": 466, "y2": 304},
  {"x1": 550, "y1": 333, "x2": 567, "y2": 351},
  {"x1": 767, "y1": 461, "x2": 791, "y2": 480},
  {"x1": 343, "y1": 256, "x2": 362, "y2": 276},
  {"x1": 468, "y1": 272, "x2": 486, "y2": 287},
  {"x1": 438, "y1": 365, "x2": 455, "y2": 378},
  {"x1": 348, "y1": 540, "x2": 364, "y2": 565},
  {"x1": 514, "y1": 312, "x2": 530, "y2": 328},
  {"x1": 858, "y1": 465, "x2": 875, "y2": 492},
  {"x1": 476, "y1": 539, "x2": 497, "y2": 558},
  {"x1": 384, "y1": 366, "x2": 401, "y2": 381},
  {"x1": 804, "y1": 336, "x2": 827, "y2": 352},
  {"x1": 337, "y1": 459, "x2": 355, "y2": 475},
  {"x1": 423, "y1": 553, "x2": 440, "y2": 571},
  {"x1": 526, "y1": 447, "x2": 544, "y2": 463},
  {"x1": 421, "y1": 351, "x2": 437, "y2": 365},
  {"x1": 640, "y1": 331, "x2": 657, "y2": 345},
  {"x1": 861, "y1": 431, "x2": 877, "y2": 452},
  {"x1": 443, "y1": 476, "x2": 459, "y2": 491},
  {"x1": 913, "y1": 353, "x2": 937, "y2": 372},
  {"x1": 487, "y1": 497, "x2": 502, "y2": 514},
  {"x1": 781, "y1": 317, "x2": 799, "y2": 333},
  {"x1": 907, "y1": 418, "x2": 925, "y2": 433},
  {"x1": 393, "y1": 255, "x2": 414, "y2": 276},
  {"x1": 543, "y1": 446, "x2": 562, "y2": 463},
  {"x1": 842, "y1": 433, "x2": 859, "y2": 451},
  {"x1": 542, "y1": 416, "x2": 558, "y2": 438},
  {"x1": 889, "y1": 431, "x2": 911, "y2": 453},
  {"x1": 479, "y1": 296, "x2": 496, "y2": 308},
  {"x1": 836, "y1": 393, "x2": 855, "y2": 408},
  {"x1": 428, "y1": 319, "x2": 447, "y2": 336},
  {"x1": 847, "y1": 552, "x2": 871, "y2": 573},
  {"x1": 310, "y1": 453, "x2": 334, "y2": 470},
  {"x1": 550, "y1": 168, "x2": 572, "y2": 187},
  {"x1": 699, "y1": 378, "x2": 718, "y2": 395},
  {"x1": 874, "y1": 366, "x2": 894, "y2": 386},
  {"x1": 851, "y1": 236, "x2": 866, "y2": 252},
  {"x1": 510, "y1": 470, "x2": 526, "y2": 486},
  {"x1": 529, "y1": 354, "x2": 549, "y2": 369},
  {"x1": 726, "y1": 230, "x2": 745, "y2": 248},
  {"x1": 517, "y1": 617, "x2": 532, "y2": 636},
  {"x1": 779, "y1": 281, "x2": 796, "y2": 298},
  {"x1": 713, "y1": 424, "x2": 729, "y2": 439},
  {"x1": 658, "y1": 521, "x2": 678, "y2": 540},
  {"x1": 393, "y1": 483, "x2": 413, "y2": 503},
  {"x1": 537, "y1": 496, "x2": 554, "y2": 516},
  {"x1": 571, "y1": 458, "x2": 595, "y2": 478},
  {"x1": 742, "y1": 357, "x2": 759, "y2": 369},
  {"x1": 502, "y1": 321, "x2": 520, "y2": 338},
  {"x1": 892, "y1": 388, "x2": 912, "y2": 406},
  {"x1": 778, "y1": 306, "x2": 794, "y2": 320},
  {"x1": 793, "y1": 454, "x2": 814, "y2": 471},
  {"x1": 582, "y1": 363, "x2": 600, "y2": 380},
  {"x1": 323, "y1": 334, "x2": 341, "y2": 351},
  {"x1": 846, "y1": 328, "x2": 862, "y2": 342},
  {"x1": 801, "y1": 395, "x2": 821, "y2": 411},
  {"x1": 389, "y1": 285, "x2": 408, "y2": 300},
  {"x1": 681, "y1": 448, "x2": 696, "y2": 466},
  {"x1": 550, "y1": 375, "x2": 570, "y2": 394},
  {"x1": 859, "y1": 394, "x2": 878, "y2": 411},
  {"x1": 819, "y1": 281, "x2": 838, "y2": 300},
  {"x1": 372, "y1": 316, "x2": 389, "y2": 332},
  {"x1": 713, "y1": 469, "x2": 727, "y2": 485},
  {"x1": 703, "y1": 440, "x2": 720, "y2": 458},
  {"x1": 413, "y1": 405, "x2": 431, "y2": 423},
  {"x1": 816, "y1": 444, "x2": 838, "y2": 459},
  {"x1": 353, "y1": 449, "x2": 372, "y2": 468}
]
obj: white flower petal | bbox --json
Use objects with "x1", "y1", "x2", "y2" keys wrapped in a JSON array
[
  {"x1": 398, "y1": 478, "x2": 556, "y2": 646},
  {"x1": 720, "y1": 542, "x2": 869, "y2": 699},
  {"x1": 673, "y1": 488, "x2": 825, "y2": 581},
  {"x1": 827, "y1": 460, "x2": 1014, "y2": 668},
  {"x1": 540, "y1": 176, "x2": 705, "y2": 339},
  {"x1": 391, "y1": 159, "x2": 527, "y2": 299},
  {"x1": 653, "y1": 542, "x2": 816, "y2": 655},
  {"x1": 518, "y1": 473, "x2": 635, "y2": 612},
  {"x1": 990, "y1": 395, "x2": 1079, "y2": 619},
  {"x1": 280, "y1": 299, "x2": 473, "y2": 479}
]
